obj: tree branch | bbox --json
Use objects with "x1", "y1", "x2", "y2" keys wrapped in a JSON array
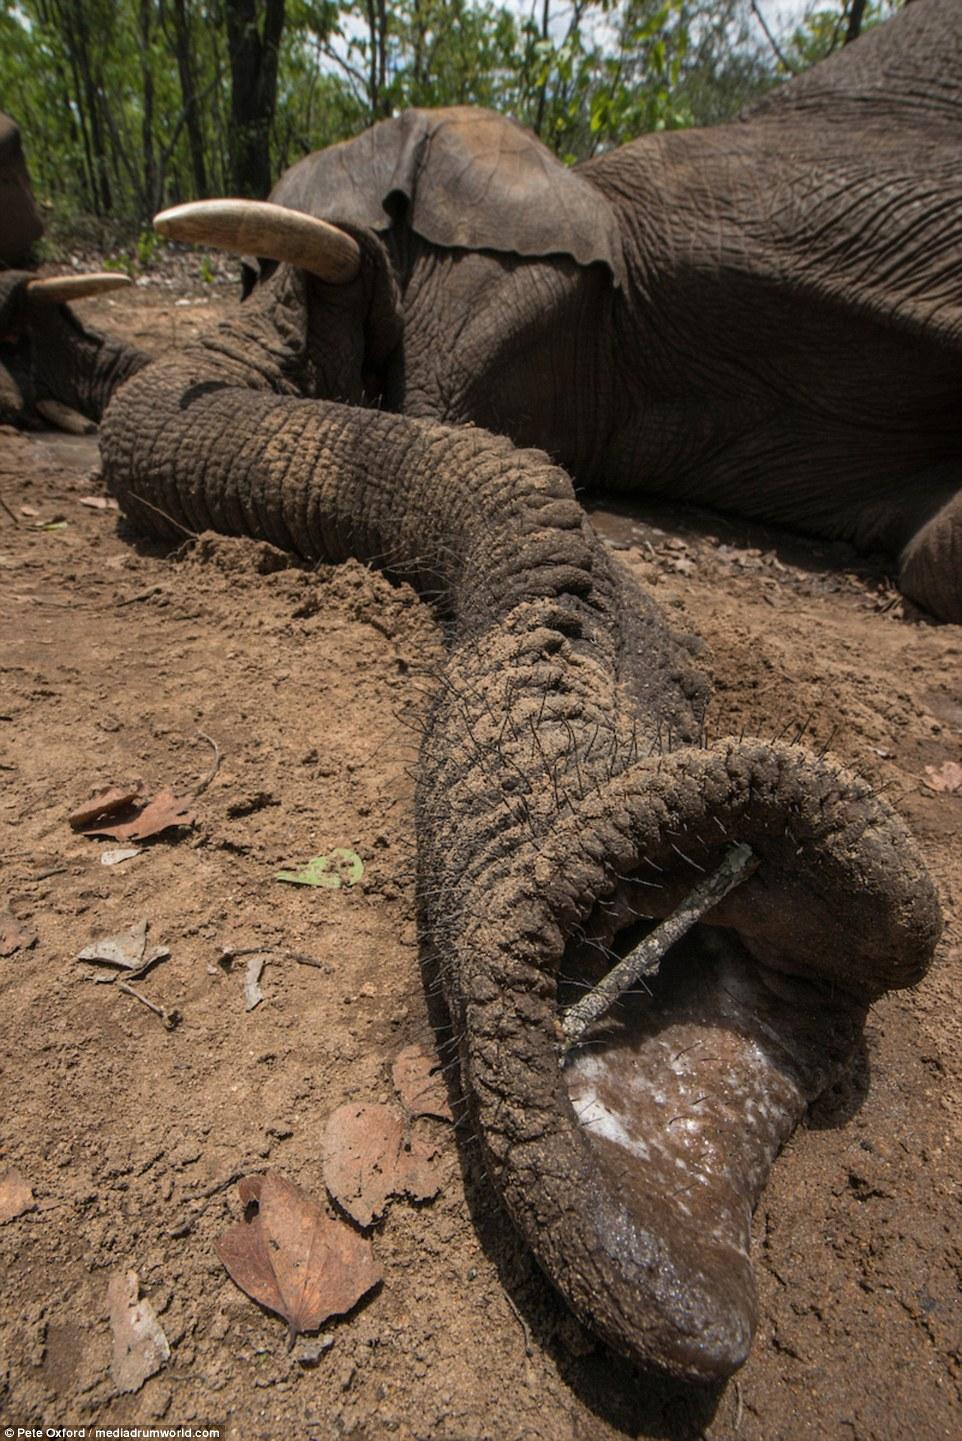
[{"x1": 749, "y1": 0, "x2": 798, "y2": 75}]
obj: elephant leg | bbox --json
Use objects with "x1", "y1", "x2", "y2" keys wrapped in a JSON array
[
  {"x1": 843, "y1": 455, "x2": 960, "y2": 622},
  {"x1": 899, "y1": 481, "x2": 962, "y2": 622}
]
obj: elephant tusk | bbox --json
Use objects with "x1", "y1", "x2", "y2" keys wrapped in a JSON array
[
  {"x1": 35, "y1": 399, "x2": 97, "y2": 435},
  {"x1": 153, "y1": 199, "x2": 361, "y2": 285},
  {"x1": 26, "y1": 273, "x2": 133, "y2": 304}
]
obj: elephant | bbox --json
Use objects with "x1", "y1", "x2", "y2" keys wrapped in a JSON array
[
  {"x1": 0, "y1": 113, "x2": 43, "y2": 266},
  {"x1": 0, "y1": 0, "x2": 949, "y2": 1384}
]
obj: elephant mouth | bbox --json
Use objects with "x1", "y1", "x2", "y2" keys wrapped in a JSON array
[{"x1": 454, "y1": 739, "x2": 940, "y2": 1383}]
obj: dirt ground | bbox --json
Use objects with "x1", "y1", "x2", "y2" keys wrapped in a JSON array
[{"x1": 0, "y1": 273, "x2": 959, "y2": 1441}]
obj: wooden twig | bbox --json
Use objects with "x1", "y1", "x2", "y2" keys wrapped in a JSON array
[
  {"x1": 220, "y1": 944, "x2": 331, "y2": 972},
  {"x1": 126, "y1": 488, "x2": 198, "y2": 539},
  {"x1": 561, "y1": 843, "x2": 759, "y2": 1052},
  {"x1": 168, "y1": 1167, "x2": 246, "y2": 1238},
  {"x1": 190, "y1": 730, "x2": 221, "y2": 797},
  {"x1": 115, "y1": 585, "x2": 163, "y2": 606},
  {"x1": 117, "y1": 980, "x2": 181, "y2": 1030},
  {"x1": 749, "y1": 0, "x2": 798, "y2": 74},
  {"x1": 504, "y1": 1293, "x2": 533, "y2": 1358}
]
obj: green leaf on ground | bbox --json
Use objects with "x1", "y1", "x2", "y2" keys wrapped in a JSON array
[{"x1": 275, "y1": 848, "x2": 364, "y2": 889}]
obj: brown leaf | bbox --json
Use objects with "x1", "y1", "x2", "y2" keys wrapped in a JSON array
[
  {"x1": 0, "y1": 910, "x2": 36, "y2": 957},
  {"x1": 924, "y1": 760, "x2": 962, "y2": 795},
  {"x1": 85, "y1": 790, "x2": 196, "y2": 842},
  {"x1": 323, "y1": 1104, "x2": 404, "y2": 1227},
  {"x1": 216, "y1": 1170, "x2": 381, "y2": 1342},
  {"x1": 394, "y1": 1134, "x2": 443, "y2": 1204},
  {"x1": 107, "y1": 1270, "x2": 170, "y2": 1393},
  {"x1": 79, "y1": 494, "x2": 120, "y2": 511},
  {"x1": 0, "y1": 1167, "x2": 35, "y2": 1223},
  {"x1": 322, "y1": 1103, "x2": 444, "y2": 1225},
  {"x1": 391, "y1": 1044, "x2": 454, "y2": 1121},
  {"x1": 68, "y1": 784, "x2": 143, "y2": 830}
]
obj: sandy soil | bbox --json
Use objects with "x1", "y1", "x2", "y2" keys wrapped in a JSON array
[{"x1": 0, "y1": 275, "x2": 959, "y2": 1441}]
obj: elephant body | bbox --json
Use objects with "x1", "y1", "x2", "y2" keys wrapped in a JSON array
[
  {"x1": 0, "y1": 0, "x2": 952, "y2": 1383},
  {"x1": 257, "y1": 0, "x2": 961, "y2": 619},
  {"x1": 0, "y1": 113, "x2": 43, "y2": 265}
]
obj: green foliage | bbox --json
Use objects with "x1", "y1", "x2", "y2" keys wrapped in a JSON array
[
  {"x1": 136, "y1": 228, "x2": 159, "y2": 269},
  {"x1": 779, "y1": 2, "x2": 902, "y2": 74},
  {"x1": 2, "y1": 0, "x2": 900, "y2": 226}
]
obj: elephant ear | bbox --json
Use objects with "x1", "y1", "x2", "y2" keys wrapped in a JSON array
[{"x1": 270, "y1": 107, "x2": 626, "y2": 287}]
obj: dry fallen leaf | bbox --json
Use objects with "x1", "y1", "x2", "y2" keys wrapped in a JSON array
[
  {"x1": 76, "y1": 919, "x2": 170, "y2": 980},
  {"x1": 84, "y1": 790, "x2": 196, "y2": 842},
  {"x1": 216, "y1": 1170, "x2": 381, "y2": 1344},
  {"x1": 0, "y1": 910, "x2": 37, "y2": 957},
  {"x1": 69, "y1": 784, "x2": 144, "y2": 830},
  {"x1": 79, "y1": 494, "x2": 120, "y2": 511},
  {"x1": 323, "y1": 1104, "x2": 403, "y2": 1227},
  {"x1": 0, "y1": 1167, "x2": 35, "y2": 1223},
  {"x1": 107, "y1": 1270, "x2": 170, "y2": 1393},
  {"x1": 924, "y1": 760, "x2": 962, "y2": 795},
  {"x1": 244, "y1": 953, "x2": 266, "y2": 1011},
  {"x1": 392, "y1": 1044, "x2": 454, "y2": 1122},
  {"x1": 322, "y1": 1103, "x2": 443, "y2": 1227},
  {"x1": 101, "y1": 846, "x2": 142, "y2": 867}
]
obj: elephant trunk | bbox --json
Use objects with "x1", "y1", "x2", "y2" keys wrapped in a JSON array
[
  {"x1": 419, "y1": 618, "x2": 939, "y2": 1378},
  {"x1": 99, "y1": 281, "x2": 941, "y2": 1383},
  {"x1": 0, "y1": 271, "x2": 150, "y2": 426}
]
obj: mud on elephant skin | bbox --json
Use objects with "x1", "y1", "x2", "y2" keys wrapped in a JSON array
[{"x1": 4, "y1": 0, "x2": 950, "y2": 1385}]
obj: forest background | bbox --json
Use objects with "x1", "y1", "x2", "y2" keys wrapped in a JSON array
[{"x1": 1, "y1": 0, "x2": 905, "y2": 253}]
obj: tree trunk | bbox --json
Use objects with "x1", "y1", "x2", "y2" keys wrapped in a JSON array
[
  {"x1": 61, "y1": 0, "x2": 113, "y2": 212},
  {"x1": 172, "y1": 0, "x2": 208, "y2": 197},
  {"x1": 225, "y1": 0, "x2": 286, "y2": 198},
  {"x1": 844, "y1": 0, "x2": 868, "y2": 46},
  {"x1": 139, "y1": 0, "x2": 158, "y2": 216}
]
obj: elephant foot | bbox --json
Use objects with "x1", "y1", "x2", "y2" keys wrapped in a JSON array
[
  {"x1": 899, "y1": 487, "x2": 962, "y2": 622},
  {"x1": 452, "y1": 741, "x2": 941, "y2": 1382}
]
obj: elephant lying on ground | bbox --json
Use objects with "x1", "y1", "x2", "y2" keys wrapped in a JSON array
[
  {"x1": 0, "y1": 113, "x2": 43, "y2": 266},
  {"x1": 0, "y1": 0, "x2": 949, "y2": 1384}
]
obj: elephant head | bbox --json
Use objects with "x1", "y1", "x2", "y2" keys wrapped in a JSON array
[{"x1": 0, "y1": 269, "x2": 142, "y2": 427}]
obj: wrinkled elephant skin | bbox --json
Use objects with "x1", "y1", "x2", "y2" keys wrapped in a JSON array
[{"x1": 2, "y1": 0, "x2": 953, "y2": 1384}]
